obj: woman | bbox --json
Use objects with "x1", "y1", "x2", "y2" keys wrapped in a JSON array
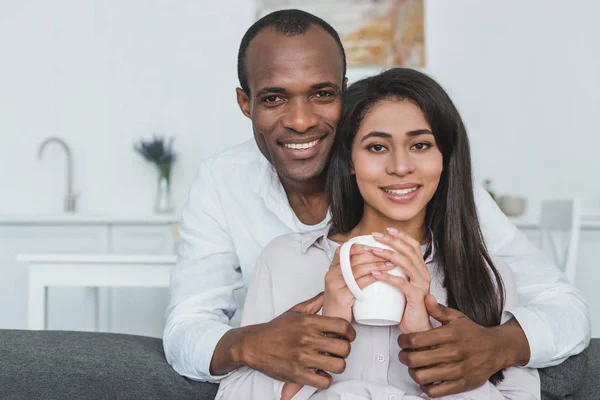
[{"x1": 216, "y1": 68, "x2": 540, "y2": 399}]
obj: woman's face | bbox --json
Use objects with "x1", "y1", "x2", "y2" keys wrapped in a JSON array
[{"x1": 351, "y1": 99, "x2": 443, "y2": 225}]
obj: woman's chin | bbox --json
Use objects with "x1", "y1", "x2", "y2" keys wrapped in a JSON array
[{"x1": 381, "y1": 209, "x2": 424, "y2": 224}]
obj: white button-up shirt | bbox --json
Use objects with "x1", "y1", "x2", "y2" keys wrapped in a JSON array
[
  {"x1": 215, "y1": 225, "x2": 541, "y2": 399},
  {"x1": 163, "y1": 139, "x2": 590, "y2": 382}
]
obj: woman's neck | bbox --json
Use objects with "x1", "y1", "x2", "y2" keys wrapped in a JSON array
[{"x1": 338, "y1": 207, "x2": 428, "y2": 245}]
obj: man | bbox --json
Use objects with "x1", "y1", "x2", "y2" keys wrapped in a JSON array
[{"x1": 164, "y1": 9, "x2": 590, "y2": 398}]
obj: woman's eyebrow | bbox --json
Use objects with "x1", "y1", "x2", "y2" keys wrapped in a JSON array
[
  {"x1": 360, "y1": 129, "x2": 433, "y2": 142},
  {"x1": 407, "y1": 129, "x2": 433, "y2": 136},
  {"x1": 360, "y1": 131, "x2": 392, "y2": 142}
]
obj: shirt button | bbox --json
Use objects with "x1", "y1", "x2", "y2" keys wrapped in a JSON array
[{"x1": 377, "y1": 354, "x2": 385, "y2": 362}]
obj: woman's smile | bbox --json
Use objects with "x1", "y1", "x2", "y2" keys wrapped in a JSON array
[{"x1": 381, "y1": 184, "x2": 422, "y2": 204}]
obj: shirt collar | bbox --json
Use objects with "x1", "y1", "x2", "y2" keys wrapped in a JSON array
[
  {"x1": 300, "y1": 223, "x2": 335, "y2": 257},
  {"x1": 253, "y1": 151, "x2": 300, "y2": 230}
]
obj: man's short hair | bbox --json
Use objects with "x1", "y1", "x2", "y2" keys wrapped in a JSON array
[{"x1": 237, "y1": 9, "x2": 347, "y2": 94}]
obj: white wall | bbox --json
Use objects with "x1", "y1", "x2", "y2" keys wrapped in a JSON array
[
  {"x1": 1, "y1": 0, "x2": 599, "y2": 217},
  {"x1": 0, "y1": 0, "x2": 255, "y2": 214}
]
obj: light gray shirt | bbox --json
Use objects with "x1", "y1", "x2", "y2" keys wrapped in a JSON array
[{"x1": 216, "y1": 225, "x2": 541, "y2": 400}]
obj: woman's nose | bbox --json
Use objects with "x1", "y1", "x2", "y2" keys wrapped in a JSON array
[{"x1": 387, "y1": 150, "x2": 416, "y2": 176}]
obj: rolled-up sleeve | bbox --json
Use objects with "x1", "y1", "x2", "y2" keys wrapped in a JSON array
[
  {"x1": 163, "y1": 161, "x2": 244, "y2": 382},
  {"x1": 474, "y1": 184, "x2": 590, "y2": 368}
]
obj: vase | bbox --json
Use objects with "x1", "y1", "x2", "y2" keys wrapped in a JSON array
[{"x1": 154, "y1": 164, "x2": 173, "y2": 214}]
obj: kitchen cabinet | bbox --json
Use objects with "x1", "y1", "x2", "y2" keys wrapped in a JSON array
[{"x1": 0, "y1": 214, "x2": 175, "y2": 337}]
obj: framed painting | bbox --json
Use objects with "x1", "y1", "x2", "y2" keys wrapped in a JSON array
[{"x1": 255, "y1": 0, "x2": 425, "y2": 68}]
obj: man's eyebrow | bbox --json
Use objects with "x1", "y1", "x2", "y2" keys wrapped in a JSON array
[
  {"x1": 311, "y1": 81, "x2": 340, "y2": 90},
  {"x1": 360, "y1": 129, "x2": 433, "y2": 142},
  {"x1": 256, "y1": 87, "x2": 286, "y2": 96}
]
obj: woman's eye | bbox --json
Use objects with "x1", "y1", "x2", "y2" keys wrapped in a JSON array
[
  {"x1": 411, "y1": 142, "x2": 430, "y2": 150},
  {"x1": 368, "y1": 144, "x2": 387, "y2": 152}
]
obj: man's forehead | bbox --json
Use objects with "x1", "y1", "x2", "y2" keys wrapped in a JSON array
[{"x1": 246, "y1": 26, "x2": 344, "y2": 92}]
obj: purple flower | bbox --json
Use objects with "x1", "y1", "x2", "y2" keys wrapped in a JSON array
[{"x1": 134, "y1": 134, "x2": 176, "y2": 166}]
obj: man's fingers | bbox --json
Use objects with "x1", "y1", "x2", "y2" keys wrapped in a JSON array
[
  {"x1": 398, "y1": 325, "x2": 457, "y2": 350},
  {"x1": 289, "y1": 292, "x2": 324, "y2": 314},
  {"x1": 312, "y1": 336, "x2": 352, "y2": 359},
  {"x1": 313, "y1": 316, "x2": 357, "y2": 342},
  {"x1": 420, "y1": 379, "x2": 468, "y2": 398},
  {"x1": 399, "y1": 344, "x2": 464, "y2": 368},
  {"x1": 408, "y1": 362, "x2": 465, "y2": 386},
  {"x1": 424, "y1": 294, "x2": 464, "y2": 324},
  {"x1": 306, "y1": 353, "x2": 347, "y2": 375}
]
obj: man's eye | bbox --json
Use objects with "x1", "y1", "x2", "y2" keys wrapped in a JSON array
[
  {"x1": 314, "y1": 91, "x2": 334, "y2": 98},
  {"x1": 411, "y1": 142, "x2": 431, "y2": 150},
  {"x1": 262, "y1": 95, "x2": 282, "y2": 103},
  {"x1": 368, "y1": 144, "x2": 387, "y2": 152}
]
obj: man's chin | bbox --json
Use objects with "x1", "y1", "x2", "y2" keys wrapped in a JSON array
[{"x1": 278, "y1": 164, "x2": 327, "y2": 185}]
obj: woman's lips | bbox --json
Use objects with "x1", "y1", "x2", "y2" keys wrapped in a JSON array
[{"x1": 381, "y1": 186, "x2": 421, "y2": 203}]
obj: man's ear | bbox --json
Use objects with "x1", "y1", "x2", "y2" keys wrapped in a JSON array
[
  {"x1": 236, "y1": 88, "x2": 251, "y2": 119},
  {"x1": 343, "y1": 77, "x2": 348, "y2": 90}
]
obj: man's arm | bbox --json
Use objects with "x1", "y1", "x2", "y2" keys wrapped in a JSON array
[
  {"x1": 395, "y1": 186, "x2": 591, "y2": 397},
  {"x1": 474, "y1": 184, "x2": 590, "y2": 367},
  {"x1": 216, "y1": 258, "x2": 355, "y2": 399},
  {"x1": 163, "y1": 161, "x2": 244, "y2": 382},
  {"x1": 398, "y1": 257, "x2": 537, "y2": 398}
]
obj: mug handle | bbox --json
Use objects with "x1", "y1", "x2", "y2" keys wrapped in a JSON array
[{"x1": 339, "y1": 241, "x2": 366, "y2": 301}]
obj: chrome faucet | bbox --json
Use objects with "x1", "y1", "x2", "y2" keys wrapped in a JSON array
[{"x1": 38, "y1": 137, "x2": 77, "y2": 212}]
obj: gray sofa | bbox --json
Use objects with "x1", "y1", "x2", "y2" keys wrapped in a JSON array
[{"x1": 0, "y1": 330, "x2": 596, "y2": 400}]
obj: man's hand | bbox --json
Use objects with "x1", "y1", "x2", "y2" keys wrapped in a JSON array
[
  {"x1": 397, "y1": 294, "x2": 530, "y2": 397},
  {"x1": 213, "y1": 292, "x2": 356, "y2": 390}
]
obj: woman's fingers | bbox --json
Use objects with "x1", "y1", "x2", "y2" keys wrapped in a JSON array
[
  {"x1": 371, "y1": 272, "x2": 409, "y2": 291},
  {"x1": 327, "y1": 247, "x2": 392, "y2": 291},
  {"x1": 369, "y1": 247, "x2": 424, "y2": 283},
  {"x1": 356, "y1": 260, "x2": 395, "y2": 277},
  {"x1": 372, "y1": 231, "x2": 431, "y2": 284},
  {"x1": 386, "y1": 230, "x2": 430, "y2": 281}
]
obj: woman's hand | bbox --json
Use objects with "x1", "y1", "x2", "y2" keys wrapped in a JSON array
[
  {"x1": 281, "y1": 382, "x2": 303, "y2": 400},
  {"x1": 323, "y1": 244, "x2": 394, "y2": 323},
  {"x1": 371, "y1": 228, "x2": 432, "y2": 334}
]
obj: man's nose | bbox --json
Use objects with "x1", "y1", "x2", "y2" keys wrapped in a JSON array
[{"x1": 281, "y1": 99, "x2": 318, "y2": 133}]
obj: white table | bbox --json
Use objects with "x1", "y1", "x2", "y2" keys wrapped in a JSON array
[{"x1": 17, "y1": 254, "x2": 176, "y2": 331}]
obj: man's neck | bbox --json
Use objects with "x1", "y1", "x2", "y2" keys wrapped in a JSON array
[{"x1": 280, "y1": 174, "x2": 328, "y2": 226}]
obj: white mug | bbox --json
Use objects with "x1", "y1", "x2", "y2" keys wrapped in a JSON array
[{"x1": 339, "y1": 235, "x2": 407, "y2": 326}]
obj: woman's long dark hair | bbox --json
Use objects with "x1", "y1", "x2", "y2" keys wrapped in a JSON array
[{"x1": 327, "y1": 68, "x2": 505, "y2": 384}]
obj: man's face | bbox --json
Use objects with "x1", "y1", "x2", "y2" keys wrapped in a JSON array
[{"x1": 237, "y1": 26, "x2": 345, "y2": 184}]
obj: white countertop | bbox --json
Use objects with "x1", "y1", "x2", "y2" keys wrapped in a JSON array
[
  {"x1": 0, "y1": 213, "x2": 177, "y2": 224},
  {"x1": 509, "y1": 215, "x2": 600, "y2": 230},
  {"x1": 2, "y1": 212, "x2": 599, "y2": 229}
]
